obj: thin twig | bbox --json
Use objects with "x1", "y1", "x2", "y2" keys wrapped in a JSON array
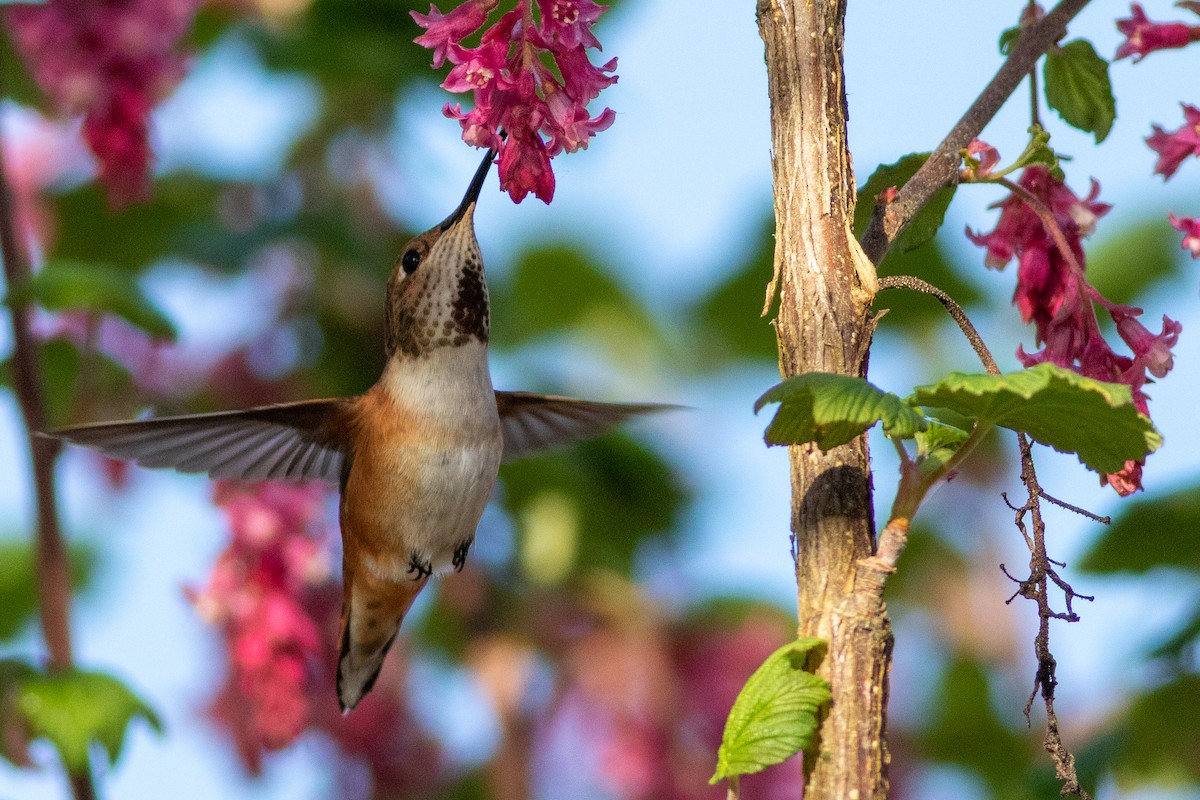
[
  {"x1": 877, "y1": 275, "x2": 1001, "y2": 375},
  {"x1": 1008, "y1": 433, "x2": 1092, "y2": 799},
  {"x1": 1039, "y1": 490, "x2": 1111, "y2": 525},
  {"x1": 861, "y1": 0, "x2": 1092, "y2": 264},
  {"x1": 0, "y1": 64, "x2": 95, "y2": 800}
]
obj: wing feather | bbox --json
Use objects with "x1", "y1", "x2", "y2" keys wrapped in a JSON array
[
  {"x1": 495, "y1": 391, "x2": 677, "y2": 462},
  {"x1": 51, "y1": 399, "x2": 354, "y2": 484}
]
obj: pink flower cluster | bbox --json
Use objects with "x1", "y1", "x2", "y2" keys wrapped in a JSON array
[
  {"x1": 4, "y1": 0, "x2": 200, "y2": 206},
  {"x1": 968, "y1": 163, "x2": 1181, "y2": 495},
  {"x1": 1114, "y1": 5, "x2": 1200, "y2": 258},
  {"x1": 189, "y1": 481, "x2": 331, "y2": 766},
  {"x1": 1115, "y1": 2, "x2": 1200, "y2": 61},
  {"x1": 412, "y1": 0, "x2": 618, "y2": 203}
]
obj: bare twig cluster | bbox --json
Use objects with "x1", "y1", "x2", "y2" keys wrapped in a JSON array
[{"x1": 1001, "y1": 433, "x2": 1099, "y2": 799}]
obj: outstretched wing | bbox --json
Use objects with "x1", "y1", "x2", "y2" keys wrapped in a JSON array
[
  {"x1": 51, "y1": 399, "x2": 354, "y2": 483},
  {"x1": 495, "y1": 391, "x2": 677, "y2": 462}
]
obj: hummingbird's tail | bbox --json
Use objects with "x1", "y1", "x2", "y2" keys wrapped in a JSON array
[{"x1": 336, "y1": 567, "x2": 427, "y2": 712}]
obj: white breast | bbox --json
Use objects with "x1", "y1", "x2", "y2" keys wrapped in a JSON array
[{"x1": 371, "y1": 343, "x2": 503, "y2": 574}]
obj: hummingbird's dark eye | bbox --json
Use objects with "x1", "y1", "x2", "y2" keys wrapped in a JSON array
[{"x1": 402, "y1": 249, "x2": 421, "y2": 275}]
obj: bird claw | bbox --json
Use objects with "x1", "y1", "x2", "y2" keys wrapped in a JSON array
[
  {"x1": 407, "y1": 553, "x2": 432, "y2": 580},
  {"x1": 452, "y1": 540, "x2": 472, "y2": 572}
]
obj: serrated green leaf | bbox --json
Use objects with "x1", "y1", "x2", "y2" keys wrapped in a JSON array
[
  {"x1": 710, "y1": 638, "x2": 831, "y2": 783},
  {"x1": 854, "y1": 153, "x2": 957, "y2": 253},
  {"x1": 1078, "y1": 481, "x2": 1200, "y2": 573},
  {"x1": 1043, "y1": 40, "x2": 1115, "y2": 144},
  {"x1": 8, "y1": 261, "x2": 176, "y2": 340},
  {"x1": 911, "y1": 363, "x2": 1160, "y2": 473},
  {"x1": 755, "y1": 373, "x2": 927, "y2": 450},
  {"x1": 17, "y1": 669, "x2": 162, "y2": 772}
]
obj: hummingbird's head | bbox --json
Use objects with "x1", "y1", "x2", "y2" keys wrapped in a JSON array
[{"x1": 384, "y1": 150, "x2": 496, "y2": 359}]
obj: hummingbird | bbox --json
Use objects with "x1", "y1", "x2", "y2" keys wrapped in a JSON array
[{"x1": 52, "y1": 149, "x2": 671, "y2": 711}]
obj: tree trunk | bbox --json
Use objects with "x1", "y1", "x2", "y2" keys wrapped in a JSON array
[{"x1": 756, "y1": 1, "x2": 890, "y2": 798}]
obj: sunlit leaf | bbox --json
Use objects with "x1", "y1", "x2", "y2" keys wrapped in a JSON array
[
  {"x1": 910, "y1": 363, "x2": 1161, "y2": 473},
  {"x1": 755, "y1": 373, "x2": 927, "y2": 449},
  {"x1": 710, "y1": 638, "x2": 831, "y2": 782},
  {"x1": 17, "y1": 669, "x2": 162, "y2": 772},
  {"x1": 1043, "y1": 40, "x2": 1115, "y2": 144}
]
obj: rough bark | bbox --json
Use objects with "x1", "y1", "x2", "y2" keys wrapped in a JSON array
[{"x1": 756, "y1": 1, "x2": 889, "y2": 798}]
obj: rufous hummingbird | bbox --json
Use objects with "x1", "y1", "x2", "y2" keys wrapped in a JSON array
[{"x1": 52, "y1": 150, "x2": 671, "y2": 711}]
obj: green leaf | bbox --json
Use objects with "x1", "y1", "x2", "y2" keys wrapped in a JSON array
[
  {"x1": 9, "y1": 261, "x2": 176, "y2": 340},
  {"x1": 854, "y1": 153, "x2": 957, "y2": 253},
  {"x1": 0, "y1": 541, "x2": 95, "y2": 642},
  {"x1": 1043, "y1": 40, "x2": 1116, "y2": 144},
  {"x1": 910, "y1": 363, "x2": 1161, "y2": 474},
  {"x1": 1078, "y1": 481, "x2": 1200, "y2": 573},
  {"x1": 755, "y1": 373, "x2": 927, "y2": 450},
  {"x1": 998, "y1": 25, "x2": 1020, "y2": 55},
  {"x1": 710, "y1": 638, "x2": 831, "y2": 783},
  {"x1": 17, "y1": 669, "x2": 162, "y2": 772},
  {"x1": 914, "y1": 417, "x2": 971, "y2": 477},
  {"x1": 1013, "y1": 124, "x2": 1065, "y2": 182}
]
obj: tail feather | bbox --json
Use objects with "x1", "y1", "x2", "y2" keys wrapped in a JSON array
[{"x1": 336, "y1": 571, "x2": 427, "y2": 712}]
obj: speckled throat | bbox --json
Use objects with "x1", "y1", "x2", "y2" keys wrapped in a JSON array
[{"x1": 385, "y1": 220, "x2": 489, "y2": 359}]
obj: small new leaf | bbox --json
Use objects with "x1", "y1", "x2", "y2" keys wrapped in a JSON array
[
  {"x1": 755, "y1": 373, "x2": 927, "y2": 450},
  {"x1": 17, "y1": 669, "x2": 162, "y2": 772},
  {"x1": 910, "y1": 363, "x2": 1160, "y2": 474},
  {"x1": 914, "y1": 417, "x2": 971, "y2": 478},
  {"x1": 1043, "y1": 40, "x2": 1116, "y2": 144},
  {"x1": 711, "y1": 638, "x2": 831, "y2": 783},
  {"x1": 6, "y1": 260, "x2": 176, "y2": 341},
  {"x1": 854, "y1": 153, "x2": 956, "y2": 252}
]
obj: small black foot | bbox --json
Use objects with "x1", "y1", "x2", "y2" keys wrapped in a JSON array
[
  {"x1": 407, "y1": 552, "x2": 432, "y2": 580},
  {"x1": 452, "y1": 540, "x2": 472, "y2": 572}
]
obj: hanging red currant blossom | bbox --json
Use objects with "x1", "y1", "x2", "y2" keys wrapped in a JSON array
[
  {"x1": 4, "y1": 0, "x2": 200, "y2": 206},
  {"x1": 412, "y1": 0, "x2": 618, "y2": 203},
  {"x1": 1147, "y1": 103, "x2": 1200, "y2": 179},
  {"x1": 968, "y1": 165, "x2": 1181, "y2": 495},
  {"x1": 189, "y1": 482, "x2": 332, "y2": 766},
  {"x1": 1115, "y1": 2, "x2": 1200, "y2": 61},
  {"x1": 1169, "y1": 212, "x2": 1200, "y2": 257}
]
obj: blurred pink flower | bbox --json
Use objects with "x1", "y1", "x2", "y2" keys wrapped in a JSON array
[
  {"x1": 4, "y1": 0, "x2": 200, "y2": 206},
  {"x1": 413, "y1": 0, "x2": 618, "y2": 203},
  {"x1": 191, "y1": 481, "x2": 331, "y2": 765},
  {"x1": 1147, "y1": 103, "x2": 1200, "y2": 179},
  {"x1": 969, "y1": 165, "x2": 1179, "y2": 495},
  {"x1": 1169, "y1": 211, "x2": 1200, "y2": 257},
  {"x1": 1115, "y1": 3, "x2": 1200, "y2": 61}
]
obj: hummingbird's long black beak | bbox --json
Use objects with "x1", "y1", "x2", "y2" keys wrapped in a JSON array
[{"x1": 441, "y1": 149, "x2": 496, "y2": 230}]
